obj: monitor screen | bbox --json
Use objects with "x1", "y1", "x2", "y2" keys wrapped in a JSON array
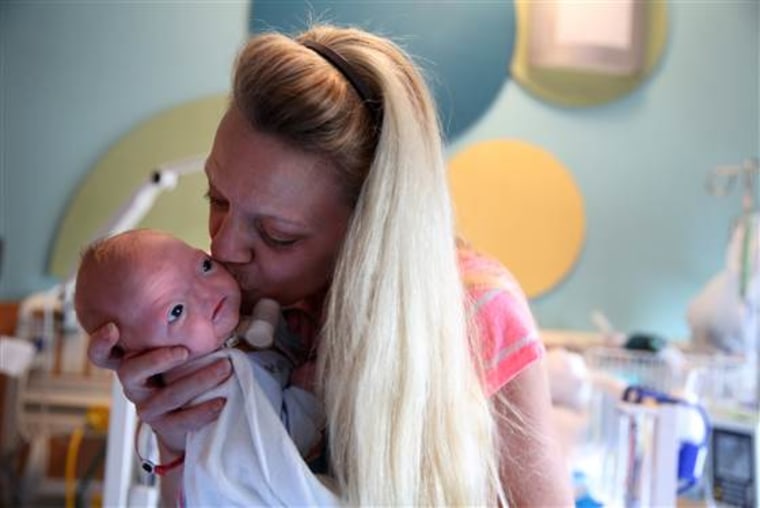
[{"x1": 714, "y1": 429, "x2": 753, "y2": 482}]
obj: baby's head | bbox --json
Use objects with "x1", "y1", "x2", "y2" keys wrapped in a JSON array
[{"x1": 74, "y1": 229, "x2": 241, "y2": 359}]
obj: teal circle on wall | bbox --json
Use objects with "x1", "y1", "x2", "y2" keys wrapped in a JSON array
[{"x1": 250, "y1": 1, "x2": 516, "y2": 143}]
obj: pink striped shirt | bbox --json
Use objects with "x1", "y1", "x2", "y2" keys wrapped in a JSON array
[{"x1": 458, "y1": 243, "x2": 544, "y2": 396}]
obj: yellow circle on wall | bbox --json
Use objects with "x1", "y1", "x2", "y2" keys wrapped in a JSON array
[{"x1": 448, "y1": 140, "x2": 585, "y2": 297}]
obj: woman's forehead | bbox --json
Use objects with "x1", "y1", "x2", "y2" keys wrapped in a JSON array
[{"x1": 206, "y1": 112, "x2": 348, "y2": 228}]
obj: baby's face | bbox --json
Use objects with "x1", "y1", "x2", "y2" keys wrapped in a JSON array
[{"x1": 123, "y1": 235, "x2": 241, "y2": 358}]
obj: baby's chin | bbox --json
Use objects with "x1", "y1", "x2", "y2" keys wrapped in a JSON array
[
  {"x1": 212, "y1": 309, "x2": 240, "y2": 346},
  {"x1": 182, "y1": 333, "x2": 234, "y2": 363}
]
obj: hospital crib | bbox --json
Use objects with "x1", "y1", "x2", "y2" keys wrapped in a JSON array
[{"x1": 577, "y1": 345, "x2": 752, "y2": 506}]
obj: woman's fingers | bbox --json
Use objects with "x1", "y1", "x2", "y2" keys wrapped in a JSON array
[
  {"x1": 144, "y1": 397, "x2": 228, "y2": 453},
  {"x1": 87, "y1": 322, "x2": 123, "y2": 370},
  {"x1": 136, "y1": 358, "x2": 232, "y2": 422},
  {"x1": 118, "y1": 346, "x2": 190, "y2": 402},
  {"x1": 155, "y1": 398, "x2": 228, "y2": 434},
  {"x1": 133, "y1": 359, "x2": 231, "y2": 453}
]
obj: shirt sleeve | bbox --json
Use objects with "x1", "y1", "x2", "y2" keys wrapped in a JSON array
[{"x1": 459, "y1": 244, "x2": 545, "y2": 396}]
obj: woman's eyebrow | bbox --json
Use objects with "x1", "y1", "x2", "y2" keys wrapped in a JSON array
[
  {"x1": 205, "y1": 184, "x2": 310, "y2": 229},
  {"x1": 204, "y1": 167, "x2": 310, "y2": 229},
  {"x1": 258, "y1": 214, "x2": 310, "y2": 230}
]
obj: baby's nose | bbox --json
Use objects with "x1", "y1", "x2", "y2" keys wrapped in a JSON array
[{"x1": 196, "y1": 285, "x2": 219, "y2": 312}]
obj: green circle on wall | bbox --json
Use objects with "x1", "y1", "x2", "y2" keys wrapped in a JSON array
[
  {"x1": 511, "y1": 0, "x2": 668, "y2": 107},
  {"x1": 49, "y1": 94, "x2": 228, "y2": 278}
]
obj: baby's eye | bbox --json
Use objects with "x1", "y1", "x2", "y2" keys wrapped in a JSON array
[
  {"x1": 201, "y1": 257, "x2": 213, "y2": 272},
  {"x1": 168, "y1": 304, "x2": 184, "y2": 323}
]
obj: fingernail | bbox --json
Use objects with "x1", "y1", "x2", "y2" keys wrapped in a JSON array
[{"x1": 173, "y1": 347, "x2": 189, "y2": 361}]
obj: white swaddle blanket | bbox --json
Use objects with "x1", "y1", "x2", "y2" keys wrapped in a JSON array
[{"x1": 181, "y1": 348, "x2": 340, "y2": 506}]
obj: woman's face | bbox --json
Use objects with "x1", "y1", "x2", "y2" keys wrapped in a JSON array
[{"x1": 205, "y1": 107, "x2": 352, "y2": 314}]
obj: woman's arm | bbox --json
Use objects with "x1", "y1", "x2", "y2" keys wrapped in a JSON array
[
  {"x1": 88, "y1": 323, "x2": 232, "y2": 502},
  {"x1": 494, "y1": 358, "x2": 575, "y2": 507},
  {"x1": 155, "y1": 442, "x2": 184, "y2": 508}
]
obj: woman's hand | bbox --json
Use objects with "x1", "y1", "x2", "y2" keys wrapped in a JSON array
[
  {"x1": 87, "y1": 322, "x2": 232, "y2": 453},
  {"x1": 87, "y1": 322, "x2": 125, "y2": 370}
]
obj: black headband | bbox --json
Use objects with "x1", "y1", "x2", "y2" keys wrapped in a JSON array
[{"x1": 302, "y1": 40, "x2": 383, "y2": 130}]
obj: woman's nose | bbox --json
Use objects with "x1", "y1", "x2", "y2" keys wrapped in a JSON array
[{"x1": 210, "y1": 213, "x2": 253, "y2": 264}]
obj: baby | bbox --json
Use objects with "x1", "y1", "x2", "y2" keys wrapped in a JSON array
[{"x1": 74, "y1": 229, "x2": 337, "y2": 505}]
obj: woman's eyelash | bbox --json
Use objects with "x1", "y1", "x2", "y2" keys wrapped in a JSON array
[
  {"x1": 262, "y1": 231, "x2": 297, "y2": 247},
  {"x1": 204, "y1": 191, "x2": 227, "y2": 207},
  {"x1": 202, "y1": 257, "x2": 213, "y2": 272}
]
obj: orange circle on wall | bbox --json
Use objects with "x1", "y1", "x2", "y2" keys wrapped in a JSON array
[{"x1": 448, "y1": 139, "x2": 585, "y2": 297}]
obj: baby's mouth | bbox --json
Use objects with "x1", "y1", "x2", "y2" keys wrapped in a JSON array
[{"x1": 212, "y1": 297, "x2": 226, "y2": 321}]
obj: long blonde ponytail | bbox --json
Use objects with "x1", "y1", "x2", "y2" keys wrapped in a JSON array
[{"x1": 233, "y1": 24, "x2": 505, "y2": 505}]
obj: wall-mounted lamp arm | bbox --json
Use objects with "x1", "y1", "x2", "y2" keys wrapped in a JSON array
[{"x1": 57, "y1": 154, "x2": 207, "y2": 330}]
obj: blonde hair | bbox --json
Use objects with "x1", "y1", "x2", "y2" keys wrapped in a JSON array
[{"x1": 232, "y1": 25, "x2": 504, "y2": 505}]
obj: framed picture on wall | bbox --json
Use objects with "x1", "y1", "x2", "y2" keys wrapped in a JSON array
[{"x1": 528, "y1": 0, "x2": 646, "y2": 76}]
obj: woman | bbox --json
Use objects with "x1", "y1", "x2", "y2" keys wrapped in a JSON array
[{"x1": 88, "y1": 24, "x2": 573, "y2": 506}]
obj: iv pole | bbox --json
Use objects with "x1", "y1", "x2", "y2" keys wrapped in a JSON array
[{"x1": 705, "y1": 157, "x2": 760, "y2": 410}]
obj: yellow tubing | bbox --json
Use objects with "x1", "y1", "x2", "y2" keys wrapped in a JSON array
[
  {"x1": 86, "y1": 405, "x2": 110, "y2": 433},
  {"x1": 65, "y1": 426, "x2": 84, "y2": 508},
  {"x1": 64, "y1": 406, "x2": 109, "y2": 507}
]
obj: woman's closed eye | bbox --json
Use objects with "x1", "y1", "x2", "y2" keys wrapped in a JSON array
[
  {"x1": 168, "y1": 304, "x2": 184, "y2": 323},
  {"x1": 204, "y1": 190, "x2": 228, "y2": 210},
  {"x1": 261, "y1": 229, "x2": 298, "y2": 248},
  {"x1": 201, "y1": 257, "x2": 214, "y2": 272}
]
